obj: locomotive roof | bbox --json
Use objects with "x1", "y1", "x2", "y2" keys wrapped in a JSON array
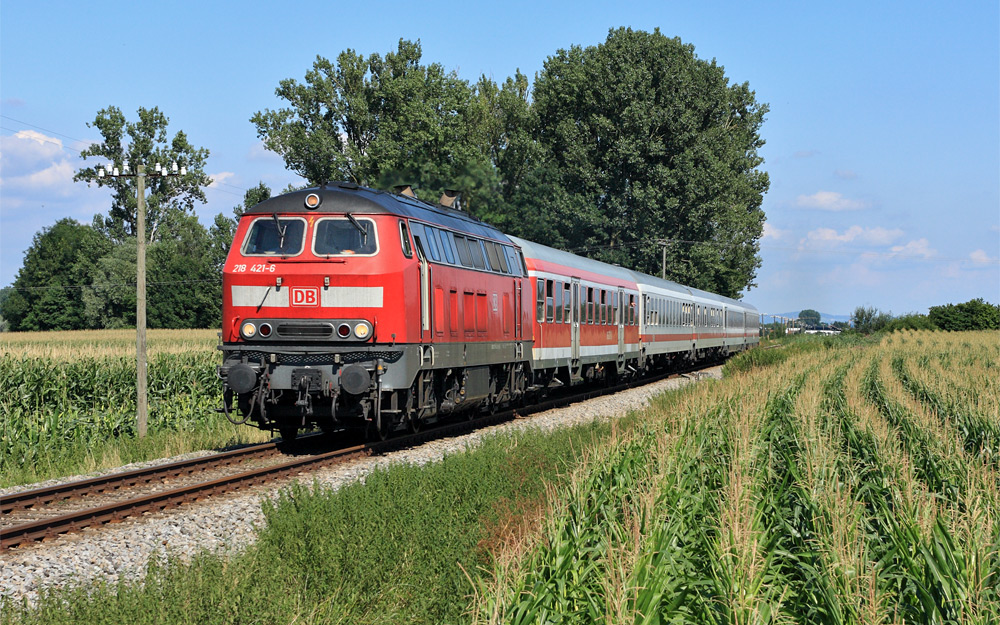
[{"x1": 246, "y1": 182, "x2": 512, "y2": 243}]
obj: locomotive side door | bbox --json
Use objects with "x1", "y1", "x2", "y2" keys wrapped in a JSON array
[
  {"x1": 413, "y1": 237, "x2": 432, "y2": 342},
  {"x1": 514, "y1": 278, "x2": 522, "y2": 339},
  {"x1": 571, "y1": 278, "x2": 581, "y2": 364}
]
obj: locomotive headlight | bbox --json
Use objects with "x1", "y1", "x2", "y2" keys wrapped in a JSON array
[
  {"x1": 353, "y1": 322, "x2": 371, "y2": 339},
  {"x1": 241, "y1": 322, "x2": 257, "y2": 338},
  {"x1": 304, "y1": 193, "x2": 321, "y2": 209}
]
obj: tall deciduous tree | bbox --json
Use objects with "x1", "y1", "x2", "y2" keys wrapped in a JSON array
[
  {"x1": 251, "y1": 39, "x2": 492, "y2": 208},
  {"x1": 504, "y1": 28, "x2": 769, "y2": 298},
  {"x1": 75, "y1": 106, "x2": 212, "y2": 243},
  {"x1": 799, "y1": 309, "x2": 822, "y2": 326},
  {"x1": 1, "y1": 219, "x2": 111, "y2": 331},
  {"x1": 208, "y1": 182, "x2": 272, "y2": 275}
]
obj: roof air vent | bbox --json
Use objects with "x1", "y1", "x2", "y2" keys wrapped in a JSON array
[
  {"x1": 393, "y1": 184, "x2": 416, "y2": 197},
  {"x1": 440, "y1": 189, "x2": 461, "y2": 209}
]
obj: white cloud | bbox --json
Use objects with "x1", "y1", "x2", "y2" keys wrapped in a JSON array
[
  {"x1": 795, "y1": 190, "x2": 868, "y2": 211},
  {"x1": 834, "y1": 169, "x2": 857, "y2": 180},
  {"x1": 0, "y1": 131, "x2": 78, "y2": 196},
  {"x1": 800, "y1": 225, "x2": 903, "y2": 248},
  {"x1": 209, "y1": 171, "x2": 236, "y2": 188},
  {"x1": 888, "y1": 238, "x2": 936, "y2": 259},
  {"x1": 762, "y1": 222, "x2": 790, "y2": 241},
  {"x1": 1, "y1": 131, "x2": 66, "y2": 177},
  {"x1": 970, "y1": 249, "x2": 997, "y2": 264},
  {"x1": 794, "y1": 150, "x2": 819, "y2": 158}
]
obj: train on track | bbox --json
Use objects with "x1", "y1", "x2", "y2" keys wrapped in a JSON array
[{"x1": 218, "y1": 182, "x2": 759, "y2": 440}]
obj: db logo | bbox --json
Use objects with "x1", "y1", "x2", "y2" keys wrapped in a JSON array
[{"x1": 291, "y1": 287, "x2": 319, "y2": 307}]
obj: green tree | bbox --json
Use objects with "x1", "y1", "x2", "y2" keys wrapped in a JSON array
[
  {"x1": 83, "y1": 216, "x2": 221, "y2": 329},
  {"x1": 252, "y1": 40, "x2": 492, "y2": 208},
  {"x1": 798, "y1": 309, "x2": 821, "y2": 326},
  {"x1": 0, "y1": 287, "x2": 10, "y2": 331},
  {"x1": 208, "y1": 182, "x2": 271, "y2": 275},
  {"x1": 851, "y1": 305, "x2": 892, "y2": 334},
  {"x1": 1, "y1": 219, "x2": 112, "y2": 331},
  {"x1": 75, "y1": 106, "x2": 212, "y2": 243},
  {"x1": 928, "y1": 298, "x2": 1000, "y2": 331},
  {"x1": 503, "y1": 28, "x2": 769, "y2": 298},
  {"x1": 147, "y1": 215, "x2": 220, "y2": 328}
]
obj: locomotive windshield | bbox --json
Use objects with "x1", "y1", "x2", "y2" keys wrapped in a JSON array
[
  {"x1": 242, "y1": 217, "x2": 306, "y2": 256},
  {"x1": 313, "y1": 217, "x2": 378, "y2": 256}
]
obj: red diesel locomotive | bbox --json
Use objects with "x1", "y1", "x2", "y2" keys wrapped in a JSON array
[{"x1": 218, "y1": 182, "x2": 759, "y2": 440}]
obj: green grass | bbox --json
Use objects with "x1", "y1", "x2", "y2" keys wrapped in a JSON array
[{"x1": 6, "y1": 419, "x2": 618, "y2": 625}]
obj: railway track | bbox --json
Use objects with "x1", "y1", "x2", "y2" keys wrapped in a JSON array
[{"x1": 0, "y1": 363, "x2": 718, "y2": 551}]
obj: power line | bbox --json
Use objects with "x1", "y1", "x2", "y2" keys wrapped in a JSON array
[
  {"x1": 566, "y1": 236, "x2": 998, "y2": 265},
  {"x1": 1, "y1": 115, "x2": 91, "y2": 145},
  {"x1": 2, "y1": 115, "x2": 249, "y2": 196},
  {"x1": 5, "y1": 279, "x2": 220, "y2": 292}
]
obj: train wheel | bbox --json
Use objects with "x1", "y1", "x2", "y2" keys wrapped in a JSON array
[{"x1": 367, "y1": 414, "x2": 392, "y2": 441}]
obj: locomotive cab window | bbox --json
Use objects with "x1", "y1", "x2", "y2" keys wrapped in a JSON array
[
  {"x1": 313, "y1": 217, "x2": 378, "y2": 256},
  {"x1": 242, "y1": 216, "x2": 306, "y2": 256}
]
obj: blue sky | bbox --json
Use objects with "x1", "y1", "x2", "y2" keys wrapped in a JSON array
[{"x1": 1, "y1": 0, "x2": 997, "y2": 318}]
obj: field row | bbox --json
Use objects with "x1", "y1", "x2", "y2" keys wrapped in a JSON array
[{"x1": 474, "y1": 331, "x2": 1000, "y2": 624}]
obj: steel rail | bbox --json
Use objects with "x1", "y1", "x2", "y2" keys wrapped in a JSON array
[{"x1": 0, "y1": 441, "x2": 284, "y2": 514}]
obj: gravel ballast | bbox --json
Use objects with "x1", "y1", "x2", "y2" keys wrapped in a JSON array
[{"x1": 0, "y1": 368, "x2": 721, "y2": 606}]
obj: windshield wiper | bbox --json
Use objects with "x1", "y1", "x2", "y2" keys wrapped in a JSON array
[
  {"x1": 272, "y1": 213, "x2": 288, "y2": 252},
  {"x1": 346, "y1": 213, "x2": 368, "y2": 244}
]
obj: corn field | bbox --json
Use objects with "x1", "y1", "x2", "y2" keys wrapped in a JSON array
[
  {"x1": 473, "y1": 331, "x2": 1000, "y2": 624},
  {"x1": 0, "y1": 329, "x2": 267, "y2": 486}
]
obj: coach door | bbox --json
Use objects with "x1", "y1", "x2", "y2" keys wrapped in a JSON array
[
  {"x1": 571, "y1": 278, "x2": 581, "y2": 364},
  {"x1": 617, "y1": 287, "x2": 626, "y2": 361}
]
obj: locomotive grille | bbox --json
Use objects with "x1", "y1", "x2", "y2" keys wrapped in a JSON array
[
  {"x1": 233, "y1": 350, "x2": 403, "y2": 366},
  {"x1": 276, "y1": 323, "x2": 334, "y2": 338}
]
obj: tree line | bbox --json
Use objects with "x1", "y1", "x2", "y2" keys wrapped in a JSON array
[{"x1": 5, "y1": 28, "x2": 772, "y2": 331}]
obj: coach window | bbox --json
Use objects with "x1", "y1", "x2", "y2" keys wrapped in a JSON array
[
  {"x1": 399, "y1": 221, "x2": 413, "y2": 258},
  {"x1": 243, "y1": 216, "x2": 306, "y2": 256},
  {"x1": 563, "y1": 283, "x2": 572, "y2": 323},
  {"x1": 454, "y1": 235, "x2": 473, "y2": 267},
  {"x1": 554, "y1": 281, "x2": 563, "y2": 323},
  {"x1": 313, "y1": 217, "x2": 377, "y2": 256},
  {"x1": 545, "y1": 280, "x2": 555, "y2": 322},
  {"x1": 536, "y1": 279, "x2": 545, "y2": 321}
]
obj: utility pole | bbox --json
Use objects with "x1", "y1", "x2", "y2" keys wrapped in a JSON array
[
  {"x1": 658, "y1": 240, "x2": 667, "y2": 279},
  {"x1": 98, "y1": 161, "x2": 184, "y2": 437}
]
